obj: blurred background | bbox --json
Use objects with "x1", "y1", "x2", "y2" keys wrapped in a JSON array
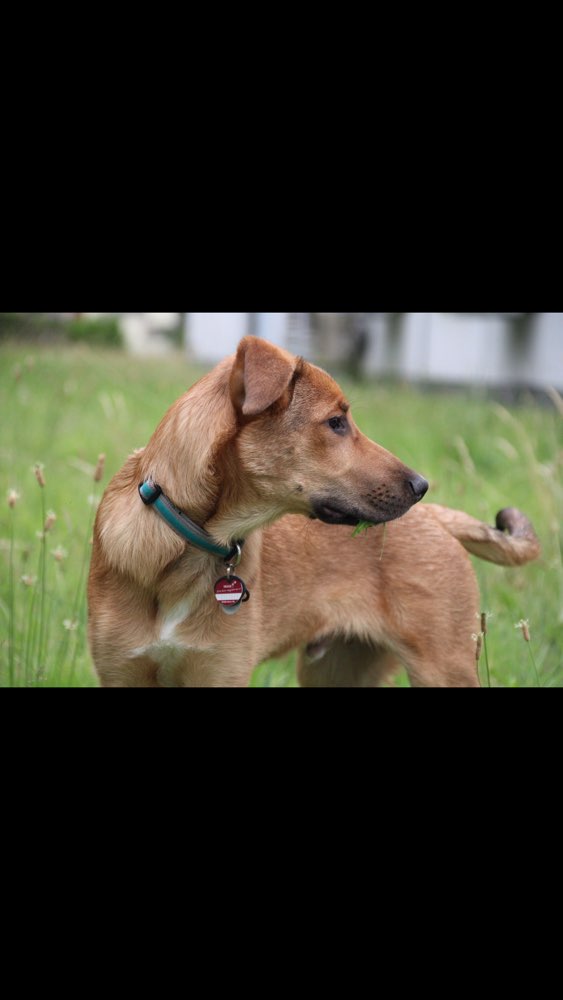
[
  {"x1": 1, "y1": 311, "x2": 561, "y2": 687},
  {"x1": 1, "y1": 311, "x2": 562, "y2": 391}
]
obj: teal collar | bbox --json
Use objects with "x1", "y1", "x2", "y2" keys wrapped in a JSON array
[{"x1": 138, "y1": 480, "x2": 242, "y2": 562}]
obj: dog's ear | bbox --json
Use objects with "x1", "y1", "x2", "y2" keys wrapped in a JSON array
[{"x1": 230, "y1": 336, "x2": 299, "y2": 417}]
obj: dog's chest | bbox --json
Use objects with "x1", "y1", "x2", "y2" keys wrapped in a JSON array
[
  {"x1": 131, "y1": 596, "x2": 206, "y2": 675},
  {"x1": 159, "y1": 596, "x2": 194, "y2": 644}
]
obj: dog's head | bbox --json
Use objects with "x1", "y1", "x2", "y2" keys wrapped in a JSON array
[{"x1": 229, "y1": 336, "x2": 428, "y2": 527}]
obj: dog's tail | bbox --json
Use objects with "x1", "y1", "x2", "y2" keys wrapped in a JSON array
[{"x1": 426, "y1": 504, "x2": 540, "y2": 567}]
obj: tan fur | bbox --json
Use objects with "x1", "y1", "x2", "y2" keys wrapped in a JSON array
[{"x1": 88, "y1": 336, "x2": 540, "y2": 688}]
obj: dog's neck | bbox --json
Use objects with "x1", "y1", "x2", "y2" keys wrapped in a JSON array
[
  {"x1": 138, "y1": 357, "x2": 236, "y2": 527},
  {"x1": 206, "y1": 479, "x2": 290, "y2": 548},
  {"x1": 137, "y1": 357, "x2": 288, "y2": 552}
]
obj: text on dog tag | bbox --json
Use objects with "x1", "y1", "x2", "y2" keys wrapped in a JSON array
[{"x1": 214, "y1": 575, "x2": 250, "y2": 615}]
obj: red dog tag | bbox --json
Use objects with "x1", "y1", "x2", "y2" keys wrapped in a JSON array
[
  {"x1": 214, "y1": 575, "x2": 249, "y2": 615},
  {"x1": 215, "y1": 576, "x2": 244, "y2": 606}
]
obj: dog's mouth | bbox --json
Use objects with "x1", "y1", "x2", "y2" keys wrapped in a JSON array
[
  {"x1": 311, "y1": 500, "x2": 380, "y2": 527},
  {"x1": 311, "y1": 492, "x2": 424, "y2": 527}
]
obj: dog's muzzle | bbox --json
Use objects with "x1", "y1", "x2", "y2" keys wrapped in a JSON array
[{"x1": 311, "y1": 471, "x2": 429, "y2": 527}]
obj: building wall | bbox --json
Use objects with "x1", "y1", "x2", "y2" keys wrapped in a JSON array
[
  {"x1": 111, "y1": 311, "x2": 563, "y2": 390},
  {"x1": 186, "y1": 312, "x2": 308, "y2": 360},
  {"x1": 254, "y1": 313, "x2": 289, "y2": 347},
  {"x1": 187, "y1": 312, "x2": 249, "y2": 362},
  {"x1": 515, "y1": 313, "x2": 563, "y2": 388},
  {"x1": 364, "y1": 312, "x2": 563, "y2": 389}
]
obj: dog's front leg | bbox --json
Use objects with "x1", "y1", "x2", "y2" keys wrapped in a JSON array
[
  {"x1": 402, "y1": 645, "x2": 481, "y2": 688},
  {"x1": 97, "y1": 654, "x2": 163, "y2": 688},
  {"x1": 157, "y1": 649, "x2": 256, "y2": 688},
  {"x1": 96, "y1": 648, "x2": 256, "y2": 688}
]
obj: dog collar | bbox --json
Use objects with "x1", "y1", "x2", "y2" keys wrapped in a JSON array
[{"x1": 138, "y1": 479, "x2": 242, "y2": 562}]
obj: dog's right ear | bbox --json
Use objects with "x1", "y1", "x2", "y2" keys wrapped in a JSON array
[{"x1": 230, "y1": 336, "x2": 299, "y2": 417}]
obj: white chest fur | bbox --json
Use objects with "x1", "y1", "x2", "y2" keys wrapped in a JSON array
[
  {"x1": 159, "y1": 597, "x2": 193, "y2": 642},
  {"x1": 130, "y1": 597, "x2": 197, "y2": 670}
]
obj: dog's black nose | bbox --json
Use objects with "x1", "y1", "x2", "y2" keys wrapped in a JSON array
[{"x1": 409, "y1": 474, "x2": 429, "y2": 501}]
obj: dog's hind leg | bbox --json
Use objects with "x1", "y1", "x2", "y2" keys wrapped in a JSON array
[{"x1": 297, "y1": 637, "x2": 401, "y2": 688}]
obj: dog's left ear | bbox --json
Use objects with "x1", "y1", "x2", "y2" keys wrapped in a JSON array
[{"x1": 230, "y1": 336, "x2": 299, "y2": 416}]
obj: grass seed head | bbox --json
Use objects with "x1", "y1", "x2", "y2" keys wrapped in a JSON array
[
  {"x1": 94, "y1": 453, "x2": 106, "y2": 482},
  {"x1": 472, "y1": 632, "x2": 483, "y2": 662},
  {"x1": 44, "y1": 510, "x2": 57, "y2": 533},
  {"x1": 515, "y1": 619, "x2": 531, "y2": 642},
  {"x1": 7, "y1": 489, "x2": 21, "y2": 509},
  {"x1": 34, "y1": 463, "x2": 46, "y2": 488}
]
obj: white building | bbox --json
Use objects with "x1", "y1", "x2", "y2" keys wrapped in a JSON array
[
  {"x1": 186, "y1": 312, "x2": 563, "y2": 390},
  {"x1": 67, "y1": 312, "x2": 563, "y2": 389},
  {"x1": 362, "y1": 313, "x2": 563, "y2": 390},
  {"x1": 186, "y1": 313, "x2": 312, "y2": 361}
]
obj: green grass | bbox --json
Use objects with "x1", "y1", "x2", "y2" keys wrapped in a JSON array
[{"x1": 1, "y1": 343, "x2": 561, "y2": 687}]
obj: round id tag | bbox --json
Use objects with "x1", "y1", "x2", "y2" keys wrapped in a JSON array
[{"x1": 214, "y1": 575, "x2": 249, "y2": 616}]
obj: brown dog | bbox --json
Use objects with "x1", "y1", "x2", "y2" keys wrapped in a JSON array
[{"x1": 88, "y1": 336, "x2": 540, "y2": 687}]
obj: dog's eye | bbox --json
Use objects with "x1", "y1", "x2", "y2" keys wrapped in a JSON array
[{"x1": 327, "y1": 416, "x2": 348, "y2": 435}]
